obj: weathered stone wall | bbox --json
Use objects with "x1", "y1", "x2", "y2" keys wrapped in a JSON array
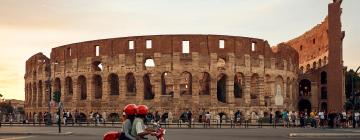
[{"x1": 25, "y1": 35, "x2": 298, "y2": 120}]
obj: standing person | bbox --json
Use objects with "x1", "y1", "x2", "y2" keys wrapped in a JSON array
[
  {"x1": 131, "y1": 105, "x2": 156, "y2": 140},
  {"x1": 119, "y1": 104, "x2": 136, "y2": 140},
  {"x1": 354, "y1": 111, "x2": 360, "y2": 128},
  {"x1": 269, "y1": 110, "x2": 273, "y2": 124},
  {"x1": 319, "y1": 110, "x2": 325, "y2": 128},
  {"x1": 154, "y1": 111, "x2": 160, "y2": 123},
  {"x1": 187, "y1": 110, "x2": 192, "y2": 128},
  {"x1": 96, "y1": 112, "x2": 100, "y2": 125},
  {"x1": 205, "y1": 112, "x2": 211, "y2": 128},
  {"x1": 282, "y1": 110, "x2": 288, "y2": 128},
  {"x1": 290, "y1": 111, "x2": 296, "y2": 128}
]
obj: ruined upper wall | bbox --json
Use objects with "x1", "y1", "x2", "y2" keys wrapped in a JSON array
[
  {"x1": 286, "y1": 17, "x2": 329, "y2": 70},
  {"x1": 49, "y1": 34, "x2": 298, "y2": 69},
  {"x1": 25, "y1": 53, "x2": 50, "y2": 78}
]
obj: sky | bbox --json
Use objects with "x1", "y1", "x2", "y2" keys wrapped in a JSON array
[{"x1": 0, "y1": 0, "x2": 359, "y2": 100}]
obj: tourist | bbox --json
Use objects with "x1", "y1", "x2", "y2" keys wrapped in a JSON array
[
  {"x1": 354, "y1": 111, "x2": 359, "y2": 128},
  {"x1": 205, "y1": 112, "x2": 211, "y2": 128},
  {"x1": 290, "y1": 111, "x2": 296, "y2": 128},
  {"x1": 187, "y1": 110, "x2": 192, "y2": 128},
  {"x1": 319, "y1": 110, "x2": 325, "y2": 128}
]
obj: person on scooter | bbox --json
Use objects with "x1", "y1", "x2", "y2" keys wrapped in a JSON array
[
  {"x1": 119, "y1": 104, "x2": 137, "y2": 140},
  {"x1": 131, "y1": 105, "x2": 156, "y2": 140}
]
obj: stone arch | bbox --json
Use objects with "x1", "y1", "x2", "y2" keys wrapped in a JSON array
[
  {"x1": 318, "y1": 59, "x2": 322, "y2": 67},
  {"x1": 299, "y1": 79, "x2": 311, "y2": 96},
  {"x1": 108, "y1": 73, "x2": 119, "y2": 95},
  {"x1": 321, "y1": 71, "x2": 327, "y2": 84},
  {"x1": 143, "y1": 73, "x2": 154, "y2": 100},
  {"x1": 126, "y1": 73, "x2": 136, "y2": 94},
  {"x1": 38, "y1": 80, "x2": 43, "y2": 107},
  {"x1": 250, "y1": 74, "x2": 260, "y2": 105},
  {"x1": 306, "y1": 64, "x2": 310, "y2": 72},
  {"x1": 78, "y1": 75, "x2": 87, "y2": 100},
  {"x1": 312, "y1": 61, "x2": 317, "y2": 69},
  {"x1": 65, "y1": 77, "x2": 73, "y2": 96},
  {"x1": 199, "y1": 72, "x2": 211, "y2": 95},
  {"x1": 275, "y1": 76, "x2": 284, "y2": 106},
  {"x1": 161, "y1": 72, "x2": 174, "y2": 95},
  {"x1": 321, "y1": 86, "x2": 327, "y2": 99},
  {"x1": 217, "y1": 73, "x2": 227, "y2": 103},
  {"x1": 234, "y1": 72, "x2": 244, "y2": 98},
  {"x1": 32, "y1": 82, "x2": 37, "y2": 106},
  {"x1": 180, "y1": 71, "x2": 192, "y2": 95},
  {"x1": 144, "y1": 58, "x2": 155, "y2": 68},
  {"x1": 298, "y1": 99, "x2": 311, "y2": 114},
  {"x1": 93, "y1": 74, "x2": 102, "y2": 99},
  {"x1": 92, "y1": 61, "x2": 103, "y2": 71},
  {"x1": 54, "y1": 78, "x2": 61, "y2": 92},
  {"x1": 323, "y1": 56, "x2": 327, "y2": 65},
  {"x1": 79, "y1": 112, "x2": 87, "y2": 122},
  {"x1": 300, "y1": 66, "x2": 304, "y2": 74}
]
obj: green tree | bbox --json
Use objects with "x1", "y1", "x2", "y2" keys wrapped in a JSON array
[
  {"x1": 345, "y1": 69, "x2": 360, "y2": 98},
  {"x1": 0, "y1": 102, "x2": 14, "y2": 115}
]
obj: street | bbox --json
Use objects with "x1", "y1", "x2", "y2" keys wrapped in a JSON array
[{"x1": 1, "y1": 126, "x2": 360, "y2": 140}]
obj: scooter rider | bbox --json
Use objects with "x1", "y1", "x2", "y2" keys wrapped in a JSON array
[
  {"x1": 119, "y1": 104, "x2": 137, "y2": 140},
  {"x1": 131, "y1": 105, "x2": 156, "y2": 140}
]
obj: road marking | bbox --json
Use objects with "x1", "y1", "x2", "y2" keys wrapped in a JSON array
[{"x1": 0, "y1": 136, "x2": 33, "y2": 140}]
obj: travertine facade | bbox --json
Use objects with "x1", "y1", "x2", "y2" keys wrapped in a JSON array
[{"x1": 24, "y1": 0, "x2": 345, "y2": 120}]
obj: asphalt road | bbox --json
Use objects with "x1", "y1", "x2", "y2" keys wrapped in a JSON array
[{"x1": 1, "y1": 127, "x2": 360, "y2": 140}]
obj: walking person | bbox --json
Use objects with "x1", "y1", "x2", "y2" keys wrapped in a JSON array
[{"x1": 187, "y1": 110, "x2": 192, "y2": 128}]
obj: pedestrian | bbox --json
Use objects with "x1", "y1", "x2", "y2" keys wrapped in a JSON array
[
  {"x1": 355, "y1": 111, "x2": 360, "y2": 128},
  {"x1": 319, "y1": 110, "x2": 325, "y2": 128},
  {"x1": 187, "y1": 110, "x2": 192, "y2": 128},
  {"x1": 290, "y1": 111, "x2": 296, "y2": 128},
  {"x1": 205, "y1": 112, "x2": 211, "y2": 128}
]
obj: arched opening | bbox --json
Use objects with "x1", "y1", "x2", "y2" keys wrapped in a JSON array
[
  {"x1": 108, "y1": 113, "x2": 120, "y2": 122},
  {"x1": 299, "y1": 79, "x2": 311, "y2": 96},
  {"x1": 92, "y1": 61, "x2": 103, "y2": 71},
  {"x1": 144, "y1": 58, "x2": 155, "y2": 68},
  {"x1": 298, "y1": 99, "x2": 311, "y2": 114},
  {"x1": 250, "y1": 74, "x2": 259, "y2": 106},
  {"x1": 218, "y1": 112, "x2": 227, "y2": 123},
  {"x1": 54, "y1": 78, "x2": 61, "y2": 92},
  {"x1": 318, "y1": 59, "x2": 322, "y2": 67},
  {"x1": 38, "y1": 81, "x2": 43, "y2": 107},
  {"x1": 306, "y1": 64, "x2": 310, "y2": 72},
  {"x1": 234, "y1": 73, "x2": 244, "y2": 98},
  {"x1": 321, "y1": 71, "x2": 327, "y2": 84},
  {"x1": 321, "y1": 102, "x2": 328, "y2": 112},
  {"x1": 180, "y1": 72, "x2": 192, "y2": 95},
  {"x1": 199, "y1": 72, "x2": 211, "y2": 95},
  {"x1": 65, "y1": 77, "x2": 73, "y2": 95},
  {"x1": 78, "y1": 76, "x2": 87, "y2": 100},
  {"x1": 275, "y1": 76, "x2": 284, "y2": 106},
  {"x1": 143, "y1": 73, "x2": 154, "y2": 100},
  {"x1": 323, "y1": 56, "x2": 327, "y2": 65},
  {"x1": 216, "y1": 58, "x2": 226, "y2": 70},
  {"x1": 32, "y1": 83, "x2": 37, "y2": 105},
  {"x1": 93, "y1": 75, "x2": 102, "y2": 99},
  {"x1": 126, "y1": 73, "x2": 136, "y2": 94},
  {"x1": 161, "y1": 72, "x2": 174, "y2": 96},
  {"x1": 78, "y1": 113, "x2": 87, "y2": 122},
  {"x1": 217, "y1": 73, "x2": 227, "y2": 103},
  {"x1": 313, "y1": 62, "x2": 317, "y2": 69},
  {"x1": 108, "y1": 73, "x2": 119, "y2": 95},
  {"x1": 300, "y1": 66, "x2": 304, "y2": 74},
  {"x1": 321, "y1": 87, "x2": 327, "y2": 99}
]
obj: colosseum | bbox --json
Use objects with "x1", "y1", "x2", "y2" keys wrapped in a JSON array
[{"x1": 24, "y1": 0, "x2": 345, "y2": 121}]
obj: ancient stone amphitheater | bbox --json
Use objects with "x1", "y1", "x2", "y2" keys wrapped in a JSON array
[{"x1": 24, "y1": 0, "x2": 345, "y2": 121}]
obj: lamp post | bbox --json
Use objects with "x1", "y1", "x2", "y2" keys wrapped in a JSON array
[{"x1": 352, "y1": 66, "x2": 360, "y2": 128}]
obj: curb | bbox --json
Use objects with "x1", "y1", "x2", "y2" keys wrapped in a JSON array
[
  {"x1": 289, "y1": 133, "x2": 360, "y2": 137},
  {"x1": 0, "y1": 132, "x2": 73, "y2": 136}
]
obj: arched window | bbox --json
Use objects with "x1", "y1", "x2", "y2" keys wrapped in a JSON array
[
  {"x1": 250, "y1": 74, "x2": 259, "y2": 101},
  {"x1": 275, "y1": 76, "x2": 284, "y2": 106},
  {"x1": 65, "y1": 77, "x2": 73, "y2": 95},
  {"x1": 93, "y1": 75, "x2": 102, "y2": 99},
  {"x1": 217, "y1": 73, "x2": 227, "y2": 103},
  {"x1": 144, "y1": 58, "x2": 155, "y2": 68},
  {"x1": 180, "y1": 72, "x2": 192, "y2": 95},
  {"x1": 199, "y1": 72, "x2": 211, "y2": 95},
  {"x1": 54, "y1": 78, "x2": 61, "y2": 92},
  {"x1": 126, "y1": 73, "x2": 136, "y2": 94},
  {"x1": 161, "y1": 72, "x2": 174, "y2": 95},
  {"x1": 78, "y1": 76, "x2": 87, "y2": 100},
  {"x1": 313, "y1": 62, "x2": 317, "y2": 69},
  {"x1": 299, "y1": 79, "x2": 311, "y2": 96},
  {"x1": 108, "y1": 73, "x2": 119, "y2": 95},
  {"x1": 234, "y1": 73, "x2": 244, "y2": 98},
  {"x1": 321, "y1": 71, "x2": 327, "y2": 84},
  {"x1": 143, "y1": 73, "x2": 154, "y2": 100}
]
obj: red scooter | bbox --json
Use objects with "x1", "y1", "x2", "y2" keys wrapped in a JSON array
[{"x1": 103, "y1": 123, "x2": 166, "y2": 140}]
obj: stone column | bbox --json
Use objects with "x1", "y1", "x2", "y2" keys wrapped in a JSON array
[
  {"x1": 244, "y1": 75, "x2": 251, "y2": 106},
  {"x1": 259, "y1": 76, "x2": 265, "y2": 106},
  {"x1": 119, "y1": 75, "x2": 126, "y2": 100},
  {"x1": 136, "y1": 74, "x2": 144, "y2": 101},
  {"x1": 154, "y1": 73, "x2": 161, "y2": 103}
]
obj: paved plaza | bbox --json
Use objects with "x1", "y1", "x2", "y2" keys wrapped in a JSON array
[{"x1": 1, "y1": 126, "x2": 360, "y2": 140}]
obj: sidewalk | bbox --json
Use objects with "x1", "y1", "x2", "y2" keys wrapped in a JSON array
[
  {"x1": 289, "y1": 129, "x2": 360, "y2": 137},
  {"x1": 0, "y1": 127, "x2": 73, "y2": 136}
]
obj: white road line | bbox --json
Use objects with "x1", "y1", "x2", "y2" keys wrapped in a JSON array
[{"x1": 0, "y1": 136, "x2": 33, "y2": 140}]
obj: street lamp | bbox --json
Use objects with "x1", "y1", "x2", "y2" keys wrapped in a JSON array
[{"x1": 352, "y1": 66, "x2": 360, "y2": 128}]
